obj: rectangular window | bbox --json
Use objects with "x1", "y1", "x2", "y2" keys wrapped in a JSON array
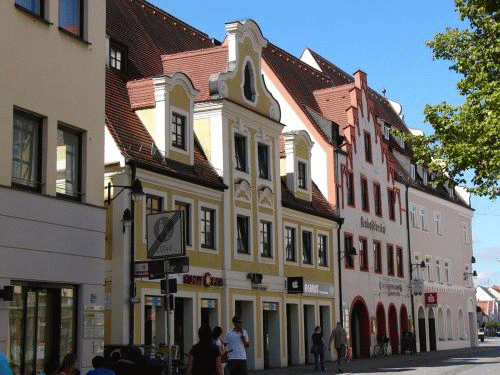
[
  {"x1": 260, "y1": 220, "x2": 272, "y2": 258},
  {"x1": 374, "y1": 182, "x2": 382, "y2": 217},
  {"x1": 9, "y1": 283, "x2": 77, "y2": 375},
  {"x1": 463, "y1": 225, "x2": 468, "y2": 244},
  {"x1": 318, "y1": 234, "x2": 328, "y2": 267},
  {"x1": 175, "y1": 201, "x2": 191, "y2": 246},
  {"x1": 146, "y1": 194, "x2": 163, "y2": 215},
  {"x1": 398, "y1": 136, "x2": 405, "y2": 148},
  {"x1": 200, "y1": 207, "x2": 215, "y2": 249},
  {"x1": 396, "y1": 247, "x2": 404, "y2": 277},
  {"x1": 234, "y1": 134, "x2": 247, "y2": 172},
  {"x1": 364, "y1": 132, "x2": 372, "y2": 163},
  {"x1": 59, "y1": 0, "x2": 83, "y2": 38},
  {"x1": 423, "y1": 170, "x2": 428, "y2": 185},
  {"x1": 409, "y1": 204, "x2": 417, "y2": 228},
  {"x1": 434, "y1": 211, "x2": 443, "y2": 235},
  {"x1": 344, "y1": 234, "x2": 354, "y2": 269},
  {"x1": 435, "y1": 259, "x2": 442, "y2": 283},
  {"x1": 426, "y1": 257, "x2": 433, "y2": 281},
  {"x1": 374, "y1": 241, "x2": 382, "y2": 274},
  {"x1": 237, "y1": 215, "x2": 250, "y2": 254},
  {"x1": 171, "y1": 113, "x2": 186, "y2": 150},
  {"x1": 12, "y1": 110, "x2": 43, "y2": 192},
  {"x1": 410, "y1": 164, "x2": 416, "y2": 179},
  {"x1": 298, "y1": 161, "x2": 307, "y2": 189},
  {"x1": 302, "y1": 231, "x2": 312, "y2": 265},
  {"x1": 56, "y1": 126, "x2": 82, "y2": 200},
  {"x1": 109, "y1": 41, "x2": 127, "y2": 72},
  {"x1": 444, "y1": 261, "x2": 451, "y2": 283},
  {"x1": 285, "y1": 226, "x2": 296, "y2": 262},
  {"x1": 361, "y1": 177, "x2": 369, "y2": 212},
  {"x1": 16, "y1": 0, "x2": 44, "y2": 17},
  {"x1": 387, "y1": 244, "x2": 395, "y2": 276},
  {"x1": 383, "y1": 124, "x2": 390, "y2": 139},
  {"x1": 258, "y1": 143, "x2": 270, "y2": 180},
  {"x1": 346, "y1": 171, "x2": 355, "y2": 207},
  {"x1": 359, "y1": 237, "x2": 368, "y2": 271},
  {"x1": 419, "y1": 206, "x2": 428, "y2": 230},
  {"x1": 388, "y1": 188, "x2": 396, "y2": 221}
]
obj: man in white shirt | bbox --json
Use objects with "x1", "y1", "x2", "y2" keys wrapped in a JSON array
[{"x1": 224, "y1": 316, "x2": 249, "y2": 375}]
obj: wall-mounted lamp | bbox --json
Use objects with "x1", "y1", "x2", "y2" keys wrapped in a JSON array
[
  {"x1": 463, "y1": 270, "x2": 478, "y2": 280},
  {"x1": 121, "y1": 208, "x2": 133, "y2": 233},
  {"x1": 340, "y1": 247, "x2": 357, "y2": 260},
  {"x1": 411, "y1": 260, "x2": 426, "y2": 273},
  {"x1": 471, "y1": 256, "x2": 476, "y2": 264},
  {"x1": 106, "y1": 178, "x2": 144, "y2": 204}
]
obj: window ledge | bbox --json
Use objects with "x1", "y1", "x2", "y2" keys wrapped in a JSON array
[
  {"x1": 15, "y1": 4, "x2": 53, "y2": 25},
  {"x1": 58, "y1": 27, "x2": 92, "y2": 45}
]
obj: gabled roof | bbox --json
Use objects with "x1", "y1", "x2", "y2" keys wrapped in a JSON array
[
  {"x1": 281, "y1": 179, "x2": 340, "y2": 222},
  {"x1": 106, "y1": 0, "x2": 226, "y2": 190}
]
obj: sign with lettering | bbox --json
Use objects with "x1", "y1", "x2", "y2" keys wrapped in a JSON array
[
  {"x1": 379, "y1": 281, "x2": 403, "y2": 296},
  {"x1": 360, "y1": 217, "x2": 386, "y2": 234},
  {"x1": 147, "y1": 211, "x2": 185, "y2": 258},
  {"x1": 425, "y1": 292, "x2": 438, "y2": 306},
  {"x1": 303, "y1": 281, "x2": 335, "y2": 298},
  {"x1": 287, "y1": 277, "x2": 304, "y2": 294}
]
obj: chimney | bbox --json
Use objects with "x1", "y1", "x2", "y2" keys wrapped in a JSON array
[{"x1": 354, "y1": 69, "x2": 367, "y2": 91}]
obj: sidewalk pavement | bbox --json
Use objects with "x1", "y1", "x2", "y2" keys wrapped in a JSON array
[{"x1": 249, "y1": 346, "x2": 486, "y2": 374}]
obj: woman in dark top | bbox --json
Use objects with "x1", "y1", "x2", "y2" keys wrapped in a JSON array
[{"x1": 185, "y1": 325, "x2": 222, "y2": 375}]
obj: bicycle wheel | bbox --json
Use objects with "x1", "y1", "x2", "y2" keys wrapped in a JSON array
[{"x1": 374, "y1": 343, "x2": 386, "y2": 358}]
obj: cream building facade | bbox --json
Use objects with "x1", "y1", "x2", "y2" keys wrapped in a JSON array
[{"x1": 0, "y1": 0, "x2": 106, "y2": 374}]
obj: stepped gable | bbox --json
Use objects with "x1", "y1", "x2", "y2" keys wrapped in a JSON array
[
  {"x1": 107, "y1": 0, "x2": 217, "y2": 80},
  {"x1": 313, "y1": 85, "x2": 353, "y2": 131},
  {"x1": 281, "y1": 179, "x2": 339, "y2": 222},
  {"x1": 162, "y1": 46, "x2": 229, "y2": 102}
]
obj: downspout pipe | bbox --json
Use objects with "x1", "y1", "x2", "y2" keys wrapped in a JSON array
[
  {"x1": 337, "y1": 217, "x2": 345, "y2": 326},
  {"x1": 405, "y1": 182, "x2": 416, "y2": 337},
  {"x1": 128, "y1": 160, "x2": 137, "y2": 345}
]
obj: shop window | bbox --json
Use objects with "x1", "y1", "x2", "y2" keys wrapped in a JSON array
[{"x1": 9, "y1": 283, "x2": 77, "y2": 375}]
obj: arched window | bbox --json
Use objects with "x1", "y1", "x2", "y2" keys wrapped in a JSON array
[{"x1": 243, "y1": 62, "x2": 256, "y2": 102}]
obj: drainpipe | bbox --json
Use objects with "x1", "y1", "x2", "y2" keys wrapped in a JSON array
[
  {"x1": 405, "y1": 183, "x2": 416, "y2": 338},
  {"x1": 128, "y1": 161, "x2": 137, "y2": 345},
  {"x1": 337, "y1": 217, "x2": 345, "y2": 326}
]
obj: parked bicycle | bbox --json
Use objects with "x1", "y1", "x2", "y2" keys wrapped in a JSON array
[{"x1": 374, "y1": 335, "x2": 389, "y2": 358}]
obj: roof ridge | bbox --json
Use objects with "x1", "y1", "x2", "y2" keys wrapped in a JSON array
[
  {"x1": 162, "y1": 45, "x2": 228, "y2": 61},
  {"x1": 132, "y1": 0, "x2": 210, "y2": 39},
  {"x1": 313, "y1": 84, "x2": 353, "y2": 96},
  {"x1": 307, "y1": 48, "x2": 353, "y2": 83},
  {"x1": 266, "y1": 42, "x2": 333, "y2": 83}
]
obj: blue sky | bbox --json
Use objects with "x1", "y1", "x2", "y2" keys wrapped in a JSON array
[{"x1": 150, "y1": 0, "x2": 500, "y2": 286}]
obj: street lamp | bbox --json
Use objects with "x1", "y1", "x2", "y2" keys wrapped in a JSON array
[
  {"x1": 105, "y1": 177, "x2": 144, "y2": 345},
  {"x1": 464, "y1": 270, "x2": 478, "y2": 280}
]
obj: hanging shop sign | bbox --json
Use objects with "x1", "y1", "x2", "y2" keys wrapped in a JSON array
[
  {"x1": 287, "y1": 276, "x2": 304, "y2": 294},
  {"x1": 183, "y1": 273, "x2": 223, "y2": 287},
  {"x1": 425, "y1": 292, "x2": 438, "y2": 306},
  {"x1": 263, "y1": 302, "x2": 279, "y2": 311}
]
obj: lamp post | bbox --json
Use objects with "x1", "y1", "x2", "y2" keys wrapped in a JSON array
[{"x1": 106, "y1": 175, "x2": 144, "y2": 345}]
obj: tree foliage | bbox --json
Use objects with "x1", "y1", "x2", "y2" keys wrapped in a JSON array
[{"x1": 409, "y1": 0, "x2": 500, "y2": 198}]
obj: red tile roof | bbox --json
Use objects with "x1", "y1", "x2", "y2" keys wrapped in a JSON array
[
  {"x1": 127, "y1": 78, "x2": 155, "y2": 110},
  {"x1": 281, "y1": 179, "x2": 340, "y2": 222},
  {"x1": 162, "y1": 46, "x2": 229, "y2": 102}
]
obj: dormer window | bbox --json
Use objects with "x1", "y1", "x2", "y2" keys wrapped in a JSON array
[
  {"x1": 410, "y1": 164, "x2": 416, "y2": 179},
  {"x1": 298, "y1": 161, "x2": 307, "y2": 189},
  {"x1": 398, "y1": 135, "x2": 405, "y2": 149},
  {"x1": 423, "y1": 170, "x2": 428, "y2": 185},
  {"x1": 109, "y1": 40, "x2": 128, "y2": 73},
  {"x1": 243, "y1": 61, "x2": 256, "y2": 102},
  {"x1": 383, "y1": 124, "x2": 390, "y2": 140},
  {"x1": 171, "y1": 113, "x2": 186, "y2": 150}
]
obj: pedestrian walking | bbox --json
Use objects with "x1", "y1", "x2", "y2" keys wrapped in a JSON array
[
  {"x1": 311, "y1": 326, "x2": 325, "y2": 371},
  {"x1": 185, "y1": 325, "x2": 223, "y2": 375},
  {"x1": 213, "y1": 326, "x2": 231, "y2": 362},
  {"x1": 86, "y1": 356, "x2": 114, "y2": 375},
  {"x1": 224, "y1": 316, "x2": 250, "y2": 375},
  {"x1": 329, "y1": 322, "x2": 347, "y2": 373},
  {"x1": 58, "y1": 354, "x2": 77, "y2": 375}
]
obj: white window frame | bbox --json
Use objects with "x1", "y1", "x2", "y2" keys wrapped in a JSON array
[
  {"x1": 414, "y1": 253, "x2": 423, "y2": 280},
  {"x1": 297, "y1": 158, "x2": 309, "y2": 192},
  {"x1": 170, "y1": 106, "x2": 191, "y2": 156},
  {"x1": 317, "y1": 230, "x2": 329, "y2": 269},
  {"x1": 198, "y1": 201, "x2": 218, "y2": 254},
  {"x1": 410, "y1": 164, "x2": 416, "y2": 180},
  {"x1": 383, "y1": 124, "x2": 390, "y2": 140},
  {"x1": 434, "y1": 210, "x2": 443, "y2": 235},
  {"x1": 435, "y1": 258, "x2": 443, "y2": 283},
  {"x1": 235, "y1": 207, "x2": 252, "y2": 261},
  {"x1": 409, "y1": 203, "x2": 418, "y2": 228},
  {"x1": 234, "y1": 132, "x2": 249, "y2": 174},
  {"x1": 462, "y1": 224, "x2": 469, "y2": 244},
  {"x1": 423, "y1": 169, "x2": 428, "y2": 185},
  {"x1": 258, "y1": 213, "x2": 275, "y2": 263},
  {"x1": 444, "y1": 260, "x2": 451, "y2": 284},
  {"x1": 418, "y1": 206, "x2": 428, "y2": 231},
  {"x1": 398, "y1": 135, "x2": 405, "y2": 148},
  {"x1": 284, "y1": 222, "x2": 298, "y2": 264},
  {"x1": 426, "y1": 256, "x2": 433, "y2": 282},
  {"x1": 172, "y1": 195, "x2": 195, "y2": 250}
]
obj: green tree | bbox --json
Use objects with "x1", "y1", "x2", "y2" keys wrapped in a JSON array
[{"x1": 409, "y1": 0, "x2": 500, "y2": 198}]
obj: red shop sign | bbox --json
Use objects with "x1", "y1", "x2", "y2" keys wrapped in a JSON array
[{"x1": 425, "y1": 292, "x2": 438, "y2": 306}]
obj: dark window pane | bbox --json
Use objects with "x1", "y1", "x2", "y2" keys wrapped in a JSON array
[
  {"x1": 16, "y1": 0, "x2": 43, "y2": 16},
  {"x1": 258, "y1": 144, "x2": 269, "y2": 179},
  {"x1": 387, "y1": 245, "x2": 395, "y2": 276},
  {"x1": 201, "y1": 208, "x2": 215, "y2": 249},
  {"x1": 361, "y1": 178, "x2": 369, "y2": 212},
  {"x1": 260, "y1": 221, "x2": 272, "y2": 258},
  {"x1": 298, "y1": 162, "x2": 307, "y2": 189},
  {"x1": 243, "y1": 63, "x2": 255, "y2": 101},
  {"x1": 374, "y1": 242, "x2": 382, "y2": 273},
  {"x1": 359, "y1": 238, "x2": 368, "y2": 271},
  {"x1": 344, "y1": 235, "x2": 354, "y2": 269},
  {"x1": 237, "y1": 215, "x2": 249, "y2": 254},
  {"x1": 175, "y1": 202, "x2": 191, "y2": 246},
  {"x1": 346, "y1": 172, "x2": 355, "y2": 206},
  {"x1": 364, "y1": 132, "x2": 372, "y2": 163},
  {"x1": 59, "y1": 0, "x2": 82, "y2": 37},
  {"x1": 234, "y1": 135, "x2": 247, "y2": 172},
  {"x1": 318, "y1": 234, "x2": 327, "y2": 267},
  {"x1": 285, "y1": 227, "x2": 296, "y2": 262},
  {"x1": 374, "y1": 183, "x2": 382, "y2": 216},
  {"x1": 302, "y1": 231, "x2": 312, "y2": 265},
  {"x1": 171, "y1": 113, "x2": 186, "y2": 149}
]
